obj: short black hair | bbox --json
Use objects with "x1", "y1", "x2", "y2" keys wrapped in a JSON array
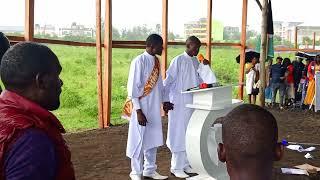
[
  {"x1": 282, "y1": 57, "x2": 291, "y2": 67},
  {"x1": 146, "y1": 34, "x2": 163, "y2": 47},
  {"x1": 276, "y1": 56, "x2": 283, "y2": 61},
  {"x1": 222, "y1": 104, "x2": 278, "y2": 168},
  {"x1": 1, "y1": 42, "x2": 60, "y2": 90},
  {"x1": 0, "y1": 32, "x2": 10, "y2": 61},
  {"x1": 186, "y1": 36, "x2": 201, "y2": 46}
]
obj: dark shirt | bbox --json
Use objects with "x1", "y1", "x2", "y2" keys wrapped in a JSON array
[
  {"x1": 4, "y1": 129, "x2": 56, "y2": 180},
  {"x1": 270, "y1": 63, "x2": 285, "y2": 84},
  {"x1": 293, "y1": 61, "x2": 305, "y2": 83}
]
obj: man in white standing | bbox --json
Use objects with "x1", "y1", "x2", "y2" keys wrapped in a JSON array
[
  {"x1": 124, "y1": 34, "x2": 172, "y2": 180},
  {"x1": 164, "y1": 36, "x2": 207, "y2": 178}
]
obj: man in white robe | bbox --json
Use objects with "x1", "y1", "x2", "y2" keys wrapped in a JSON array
[
  {"x1": 163, "y1": 36, "x2": 203, "y2": 178},
  {"x1": 126, "y1": 34, "x2": 171, "y2": 180}
]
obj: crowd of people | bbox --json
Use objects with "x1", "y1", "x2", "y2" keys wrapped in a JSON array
[{"x1": 246, "y1": 53, "x2": 320, "y2": 110}]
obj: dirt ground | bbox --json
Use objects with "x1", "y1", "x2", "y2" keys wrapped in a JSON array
[{"x1": 65, "y1": 108, "x2": 320, "y2": 180}]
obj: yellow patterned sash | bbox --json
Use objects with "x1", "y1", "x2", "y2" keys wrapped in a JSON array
[{"x1": 122, "y1": 57, "x2": 160, "y2": 120}]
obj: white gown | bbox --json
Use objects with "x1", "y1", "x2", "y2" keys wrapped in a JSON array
[
  {"x1": 126, "y1": 51, "x2": 166, "y2": 159},
  {"x1": 164, "y1": 52, "x2": 201, "y2": 153},
  {"x1": 245, "y1": 63, "x2": 260, "y2": 95}
]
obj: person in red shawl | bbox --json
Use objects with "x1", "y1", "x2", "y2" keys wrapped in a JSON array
[
  {"x1": 0, "y1": 42, "x2": 75, "y2": 180},
  {"x1": 304, "y1": 55, "x2": 320, "y2": 107},
  {"x1": 283, "y1": 58, "x2": 295, "y2": 107}
]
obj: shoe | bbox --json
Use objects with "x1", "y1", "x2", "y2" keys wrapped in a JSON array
[
  {"x1": 143, "y1": 171, "x2": 168, "y2": 180},
  {"x1": 129, "y1": 174, "x2": 142, "y2": 180},
  {"x1": 184, "y1": 166, "x2": 197, "y2": 174},
  {"x1": 171, "y1": 170, "x2": 190, "y2": 178}
]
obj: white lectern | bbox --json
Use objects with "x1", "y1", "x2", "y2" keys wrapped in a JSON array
[{"x1": 183, "y1": 85, "x2": 243, "y2": 180}]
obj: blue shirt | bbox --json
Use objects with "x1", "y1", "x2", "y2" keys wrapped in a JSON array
[
  {"x1": 270, "y1": 63, "x2": 285, "y2": 84},
  {"x1": 4, "y1": 129, "x2": 57, "y2": 180}
]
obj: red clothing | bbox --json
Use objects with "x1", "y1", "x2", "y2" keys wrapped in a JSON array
[
  {"x1": 308, "y1": 61, "x2": 315, "y2": 81},
  {"x1": 0, "y1": 90, "x2": 75, "y2": 180},
  {"x1": 286, "y1": 64, "x2": 294, "y2": 84},
  {"x1": 307, "y1": 61, "x2": 320, "y2": 81}
]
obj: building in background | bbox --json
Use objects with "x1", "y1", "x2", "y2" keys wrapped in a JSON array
[
  {"x1": 184, "y1": 18, "x2": 223, "y2": 42},
  {"x1": 35, "y1": 24, "x2": 57, "y2": 36},
  {"x1": 223, "y1": 26, "x2": 240, "y2": 41},
  {"x1": 59, "y1": 22, "x2": 95, "y2": 38},
  {"x1": 272, "y1": 21, "x2": 320, "y2": 45},
  {"x1": 297, "y1": 23, "x2": 320, "y2": 45},
  {"x1": 224, "y1": 26, "x2": 240, "y2": 34},
  {"x1": 273, "y1": 21, "x2": 302, "y2": 43}
]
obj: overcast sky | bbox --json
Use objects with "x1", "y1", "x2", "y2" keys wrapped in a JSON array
[{"x1": 1, "y1": 0, "x2": 319, "y2": 35}]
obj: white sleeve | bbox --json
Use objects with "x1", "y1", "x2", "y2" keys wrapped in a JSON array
[
  {"x1": 163, "y1": 58, "x2": 178, "y2": 102},
  {"x1": 127, "y1": 57, "x2": 144, "y2": 110},
  {"x1": 158, "y1": 74, "x2": 169, "y2": 102},
  {"x1": 255, "y1": 63, "x2": 260, "y2": 71}
]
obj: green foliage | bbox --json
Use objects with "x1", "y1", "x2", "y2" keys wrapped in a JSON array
[{"x1": 302, "y1": 36, "x2": 313, "y2": 45}]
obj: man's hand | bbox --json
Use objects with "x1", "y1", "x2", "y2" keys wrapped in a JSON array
[
  {"x1": 136, "y1": 109, "x2": 147, "y2": 126},
  {"x1": 203, "y1": 59, "x2": 210, "y2": 65},
  {"x1": 163, "y1": 102, "x2": 174, "y2": 113}
]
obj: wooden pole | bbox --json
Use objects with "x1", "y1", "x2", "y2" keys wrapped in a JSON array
[
  {"x1": 25, "y1": 0, "x2": 34, "y2": 41},
  {"x1": 238, "y1": 0, "x2": 248, "y2": 100},
  {"x1": 313, "y1": 32, "x2": 316, "y2": 50},
  {"x1": 258, "y1": 0, "x2": 268, "y2": 107},
  {"x1": 161, "y1": 0, "x2": 168, "y2": 79},
  {"x1": 103, "y1": 0, "x2": 112, "y2": 127},
  {"x1": 206, "y1": 0, "x2": 213, "y2": 64},
  {"x1": 294, "y1": 27, "x2": 298, "y2": 49},
  {"x1": 96, "y1": 0, "x2": 104, "y2": 128}
]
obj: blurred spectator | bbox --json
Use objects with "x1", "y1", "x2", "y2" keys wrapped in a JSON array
[
  {"x1": 270, "y1": 57, "x2": 285, "y2": 109},
  {"x1": 245, "y1": 57, "x2": 260, "y2": 104},
  {"x1": 283, "y1": 58, "x2": 295, "y2": 107}
]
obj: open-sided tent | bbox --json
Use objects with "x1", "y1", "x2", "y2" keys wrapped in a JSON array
[{"x1": 6, "y1": 0, "x2": 320, "y2": 128}]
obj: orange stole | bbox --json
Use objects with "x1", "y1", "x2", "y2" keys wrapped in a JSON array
[{"x1": 122, "y1": 57, "x2": 160, "y2": 120}]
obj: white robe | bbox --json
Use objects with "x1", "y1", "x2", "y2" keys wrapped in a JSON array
[
  {"x1": 245, "y1": 63, "x2": 260, "y2": 95},
  {"x1": 164, "y1": 52, "x2": 201, "y2": 153},
  {"x1": 126, "y1": 51, "x2": 166, "y2": 159}
]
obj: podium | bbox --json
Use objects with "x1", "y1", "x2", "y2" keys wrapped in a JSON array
[{"x1": 183, "y1": 85, "x2": 243, "y2": 180}]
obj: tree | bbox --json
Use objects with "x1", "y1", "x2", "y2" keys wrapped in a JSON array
[
  {"x1": 112, "y1": 27, "x2": 121, "y2": 40},
  {"x1": 273, "y1": 35, "x2": 282, "y2": 42},
  {"x1": 155, "y1": 24, "x2": 161, "y2": 34},
  {"x1": 258, "y1": 0, "x2": 268, "y2": 107},
  {"x1": 246, "y1": 30, "x2": 257, "y2": 39},
  {"x1": 168, "y1": 32, "x2": 176, "y2": 41},
  {"x1": 302, "y1": 36, "x2": 312, "y2": 45},
  {"x1": 120, "y1": 25, "x2": 153, "y2": 40}
]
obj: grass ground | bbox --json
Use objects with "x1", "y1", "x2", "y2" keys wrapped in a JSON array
[{"x1": 49, "y1": 45, "x2": 293, "y2": 132}]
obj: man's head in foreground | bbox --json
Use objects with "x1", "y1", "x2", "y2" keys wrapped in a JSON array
[
  {"x1": 1, "y1": 42, "x2": 63, "y2": 111},
  {"x1": 218, "y1": 104, "x2": 283, "y2": 180},
  {"x1": 0, "y1": 32, "x2": 10, "y2": 61}
]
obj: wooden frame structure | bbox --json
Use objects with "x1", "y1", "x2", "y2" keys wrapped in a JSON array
[
  {"x1": 7, "y1": 0, "x2": 320, "y2": 128},
  {"x1": 96, "y1": 0, "x2": 104, "y2": 128}
]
